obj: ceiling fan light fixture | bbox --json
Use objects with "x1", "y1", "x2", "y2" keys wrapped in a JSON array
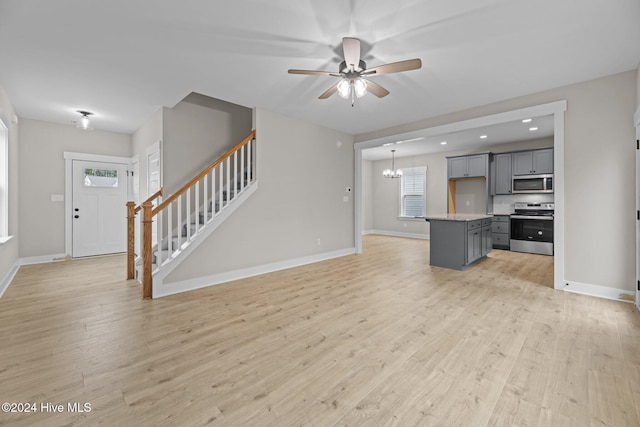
[
  {"x1": 354, "y1": 78, "x2": 367, "y2": 98},
  {"x1": 337, "y1": 79, "x2": 351, "y2": 99}
]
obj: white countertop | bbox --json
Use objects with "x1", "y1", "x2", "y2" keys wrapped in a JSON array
[{"x1": 426, "y1": 213, "x2": 493, "y2": 222}]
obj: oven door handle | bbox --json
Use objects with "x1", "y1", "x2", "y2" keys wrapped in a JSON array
[{"x1": 511, "y1": 215, "x2": 554, "y2": 220}]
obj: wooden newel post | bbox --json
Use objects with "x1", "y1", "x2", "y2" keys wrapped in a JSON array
[
  {"x1": 142, "y1": 201, "x2": 153, "y2": 299},
  {"x1": 126, "y1": 201, "x2": 136, "y2": 280}
]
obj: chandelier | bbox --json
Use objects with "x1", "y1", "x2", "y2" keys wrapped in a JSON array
[{"x1": 383, "y1": 149, "x2": 402, "y2": 178}]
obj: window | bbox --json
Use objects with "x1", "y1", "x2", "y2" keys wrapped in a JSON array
[
  {"x1": 400, "y1": 166, "x2": 426, "y2": 217},
  {"x1": 0, "y1": 117, "x2": 8, "y2": 238},
  {"x1": 83, "y1": 168, "x2": 119, "y2": 188}
]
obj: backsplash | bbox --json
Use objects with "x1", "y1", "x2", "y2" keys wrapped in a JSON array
[{"x1": 493, "y1": 194, "x2": 554, "y2": 214}]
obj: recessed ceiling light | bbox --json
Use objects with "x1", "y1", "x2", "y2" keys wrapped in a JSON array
[
  {"x1": 480, "y1": 135, "x2": 488, "y2": 139},
  {"x1": 522, "y1": 118, "x2": 532, "y2": 123},
  {"x1": 529, "y1": 127, "x2": 538, "y2": 131},
  {"x1": 440, "y1": 141, "x2": 447, "y2": 145}
]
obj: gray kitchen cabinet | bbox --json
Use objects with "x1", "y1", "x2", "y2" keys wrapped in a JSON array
[
  {"x1": 448, "y1": 154, "x2": 488, "y2": 179},
  {"x1": 492, "y1": 215, "x2": 510, "y2": 249},
  {"x1": 467, "y1": 229, "x2": 482, "y2": 263},
  {"x1": 512, "y1": 148, "x2": 553, "y2": 175},
  {"x1": 427, "y1": 215, "x2": 492, "y2": 270},
  {"x1": 494, "y1": 153, "x2": 512, "y2": 194},
  {"x1": 481, "y1": 218, "x2": 492, "y2": 256}
]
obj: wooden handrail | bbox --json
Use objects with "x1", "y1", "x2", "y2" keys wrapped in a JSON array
[
  {"x1": 135, "y1": 188, "x2": 164, "y2": 213},
  {"x1": 152, "y1": 130, "x2": 256, "y2": 216}
]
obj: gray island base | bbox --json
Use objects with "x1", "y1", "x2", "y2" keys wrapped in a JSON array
[{"x1": 426, "y1": 214, "x2": 493, "y2": 270}]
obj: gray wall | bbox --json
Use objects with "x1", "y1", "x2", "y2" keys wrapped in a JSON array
[
  {"x1": 359, "y1": 70, "x2": 637, "y2": 292},
  {"x1": 165, "y1": 108, "x2": 354, "y2": 283},
  {"x1": 18, "y1": 119, "x2": 131, "y2": 257},
  {"x1": 162, "y1": 93, "x2": 252, "y2": 195},
  {"x1": 0, "y1": 85, "x2": 19, "y2": 283}
]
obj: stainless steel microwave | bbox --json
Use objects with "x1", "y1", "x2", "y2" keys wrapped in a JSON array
[{"x1": 512, "y1": 174, "x2": 553, "y2": 193}]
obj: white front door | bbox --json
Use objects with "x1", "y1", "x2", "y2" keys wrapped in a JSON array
[{"x1": 72, "y1": 160, "x2": 128, "y2": 257}]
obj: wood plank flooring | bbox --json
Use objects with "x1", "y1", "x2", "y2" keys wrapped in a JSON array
[{"x1": 1, "y1": 235, "x2": 639, "y2": 426}]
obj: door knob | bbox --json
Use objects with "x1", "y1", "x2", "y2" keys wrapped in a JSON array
[{"x1": 74, "y1": 215, "x2": 79, "y2": 219}]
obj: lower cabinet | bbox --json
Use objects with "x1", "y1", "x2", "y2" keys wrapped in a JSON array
[
  {"x1": 492, "y1": 215, "x2": 510, "y2": 249},
  {"x1": 428, "y1": 217, "x2": 493, "y2": 270}
]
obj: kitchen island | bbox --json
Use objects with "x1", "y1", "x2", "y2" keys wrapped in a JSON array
[{"x1": 426, "y1": 214, "x2": 493, "y2": 270}]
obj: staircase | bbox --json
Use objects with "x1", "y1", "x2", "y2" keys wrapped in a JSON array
[{"x1": 127, "y1": 130, "x2": 257, "y2": 298}]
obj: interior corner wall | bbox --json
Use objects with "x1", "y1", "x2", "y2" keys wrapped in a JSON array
[
  {"x1": 361, "y1": 159, "x2": 373, "y2": 231},
  {"x1": 0, "y1": 84, "x2": 19, "y2": 285},
  {"x1": 360, "y1": 70, "x2": 638, "y2": 292},
  {"x1": 18, "y1": 119, "x2": 132, "y2": 258},
  {"x1": 161, "y1": 95, "x2": 252, "y2": 195},
  {"x1": 163, "y1": 108, "x2": 355, "y2": 284}
]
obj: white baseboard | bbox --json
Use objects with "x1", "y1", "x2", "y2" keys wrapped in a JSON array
[
  {"x1": 563, "y1": 280, "x2": 635, "y2": 303},
  {"x1": 20, "y1": 253, "x2": 68, "y2": 266},
  {"x1": 364, "y1": 230, "x2": 429, "y2": 240},
  {"x1": 0, "y1": 260, "x2": 20, "y2": 299},
  {"x1": 154, "y1": 247, "x2": 356, "y2": 298}
]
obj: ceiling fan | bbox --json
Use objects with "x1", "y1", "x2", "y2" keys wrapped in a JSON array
[{"x1": 288, "y1": 37, "x2": 422, "y2": 106}]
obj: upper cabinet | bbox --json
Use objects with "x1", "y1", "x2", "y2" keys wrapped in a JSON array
[
  {"x1": 448, "y1": 154, "x2": 488, "y2": 179},
  {"x1": 512, "y1": 148, "x2": 553, "y2": 175},
  {"x1": 494, "y1": 153, "x2": 512, "y2": 194}
]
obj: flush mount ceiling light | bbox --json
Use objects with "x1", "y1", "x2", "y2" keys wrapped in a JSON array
[
  {"x1": 529, "y1": 127, "x2": 539, "y2": 131},
  {"x1": 383, "y1": 149, "x2": 402, "y2": 179},
  {"x1": 76, "y1": 110, "x2": 94, "y2": 131},
  {"x1": 480, "y1": 135, "x2": 488, "y2": 139},
  {"x1": 522, "y1": 118, "x2": 532, "y2": 123}
]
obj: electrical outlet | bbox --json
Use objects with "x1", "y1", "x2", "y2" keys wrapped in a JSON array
[
  {"x1": 343, "y1": 196, "x2": 349, "y2": 202},
  {"x1": 51, "y1": 194, "x2": 64, "y2": 202},
  {"x1": 316, "y1": 238, "x2": 321, "y2": 246}
]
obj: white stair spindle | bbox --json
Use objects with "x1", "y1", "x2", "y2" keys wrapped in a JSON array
[
  {"x1": 203, "y1": 173, "x2": 208, "y2": 223},
  {"x1": 177, "y1": 194, "x2": 182, "y2": 249},
  {"x1": 167, "y1": 202, "x2": 172, "y2": 258},
  {"x1": 241, "y1": 144, "x2": 245, "y2": 191},
  {"x1": 233, "y1": 151, "x2": 238, "y2": 197},
  {"x1": 186, "y1": 188, "x2": 191, "y2": 241},
  {"x1": 156, "y1": 210, "x2": 163, "y2": 266},
  {"x1": 219, "y1": 163, "x2": 223, "y2": 209},
  {"x1": 226, "y1": 157, "x2": 230, "y2": 204},
  {"x1": 195, "y1": 181, "x2": 200, "y2": 232},
  {"x1": 211, "y1": 168, "x2": 216, "y2": 218},
  {"x1": 248, "y1": 139, "x2": 252, "y2": 182}
]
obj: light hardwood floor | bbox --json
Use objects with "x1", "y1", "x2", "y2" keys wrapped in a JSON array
[{"x1": 1, "y1": 235, "x2": 639, "y2": 426}]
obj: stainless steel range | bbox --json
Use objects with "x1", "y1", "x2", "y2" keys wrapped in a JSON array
[{"x1": 510, "y1": 202, "x2": 554, "y2": 256}]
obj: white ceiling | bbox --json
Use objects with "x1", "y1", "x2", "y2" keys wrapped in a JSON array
[
  {"x1": 361, "y1": 115, "x2": 555, "y2": 160},
  {"x1": 0, "y1": 1, "x2": 638, "y2": 137}
]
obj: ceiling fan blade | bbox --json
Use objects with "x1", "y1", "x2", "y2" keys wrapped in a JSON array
[
  {"x1": 318, "y1": 84, "x2": 338, "y2": 99},
  {"x1": 288, "y1": 69, "x2": 335, "y2": 76},
  {"x1": 364, "y1": 59, "x2": 422, "y2": 76},
  {"x1": 342, "y1": 37, "x2": 361, "y2": 71},
  {"x1": 365, "y1": 80, "x2": 390, "y2": 98}
]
